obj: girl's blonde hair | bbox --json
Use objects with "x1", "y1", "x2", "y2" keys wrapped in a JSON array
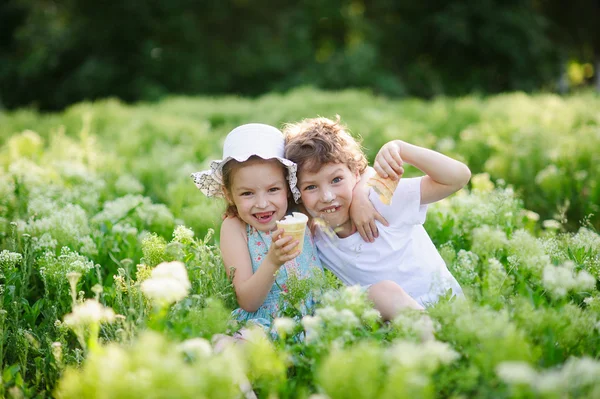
[{"x1": 283, "y1": 116, "x2": 367, "y2": 175}]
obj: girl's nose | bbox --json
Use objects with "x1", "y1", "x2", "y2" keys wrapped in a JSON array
[{"x1": 256, "y1": 195, "x2": 268, "y2": 208}]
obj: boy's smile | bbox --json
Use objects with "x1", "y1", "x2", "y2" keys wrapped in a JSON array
[{"x1": 298, "y1": 162, "x2": 359, "y2": 237}]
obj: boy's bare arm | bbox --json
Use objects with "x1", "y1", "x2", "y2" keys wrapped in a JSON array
[{"x1": 375, "y1": 140, "x2": 471, "y2": 204}]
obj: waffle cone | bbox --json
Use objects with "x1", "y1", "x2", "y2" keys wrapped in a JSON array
[
  {"x1": 368, "y1": 175, "x2": 399, "y2": 205},
  {"x1": 276, "y1": 220, "x2": 307, "y2": 253}
]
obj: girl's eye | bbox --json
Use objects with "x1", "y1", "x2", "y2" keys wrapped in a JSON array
[
  {"x1": 240, "y1": 192, "x2": 252, "y2": 196},
  {"x1": 303, "y1": 185, "x2": 317, "y2": 191},
  {"x1": 332, "y1": 177, "x2": 343, "y2": 184},
  {"x1": 269, "y1": 187, "x2": 281, "y2": 192}
]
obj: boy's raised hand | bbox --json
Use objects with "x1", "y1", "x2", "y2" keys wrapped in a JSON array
[
  {"x1": 374, "y1": 140, "x2": 405, "y2": 180},
  {"x1": 266, "y1": 228, "x2": 301, "y2": 267}
]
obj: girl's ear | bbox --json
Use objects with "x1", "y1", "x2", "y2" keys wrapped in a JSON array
[{"x1": 223, "y1": 190, "x2": 234, "y2": 205}]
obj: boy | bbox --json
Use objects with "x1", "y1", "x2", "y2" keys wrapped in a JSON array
[{"x1": 284, "y1": 116, "x2": 471, "y2": 308}]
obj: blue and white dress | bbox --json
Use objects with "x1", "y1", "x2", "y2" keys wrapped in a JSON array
[{"x1": 231, "y1": 224, "x2": 324, "y2": 329}]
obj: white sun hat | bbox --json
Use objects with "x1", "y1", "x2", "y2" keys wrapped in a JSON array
[{"x1": 191, "y1": 123, "x2": 300, "y2": 202}]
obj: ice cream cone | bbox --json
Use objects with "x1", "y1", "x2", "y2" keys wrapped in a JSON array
[
  {"x1": 368, "y1": 175, "x2": 399, "y2": 205},
  {"x1": 276, "y1": 212, "x2": 308, "y2": 253}
]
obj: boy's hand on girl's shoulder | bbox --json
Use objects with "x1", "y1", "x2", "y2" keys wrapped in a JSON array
[
  {"x1": 266, "y1": 228, "x2": 301, "y2": 267},
  {"x1": 374, "y1": 140, "x2": 405, "y2": 180},
  {"x1": 350, "y1": 188, "x2": 389, "y2": 243}
]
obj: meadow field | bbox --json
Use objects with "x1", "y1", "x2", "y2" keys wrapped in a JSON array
[{"x1": 0, "y1": 88, "x2": 599, "y2": 398}]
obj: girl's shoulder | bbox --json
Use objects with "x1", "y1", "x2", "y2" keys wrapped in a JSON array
[{"x1": 220, "y1": 216, "x2": 249, "y2": 243}]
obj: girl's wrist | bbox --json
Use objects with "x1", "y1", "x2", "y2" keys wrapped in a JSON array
[{"x1": 263, "y1": 256, "x2": 282, "y2": 273}]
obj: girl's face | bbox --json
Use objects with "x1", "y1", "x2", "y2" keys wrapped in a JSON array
[{"x1": 226, "y1": 158, "x2": 289, "y2": 232}]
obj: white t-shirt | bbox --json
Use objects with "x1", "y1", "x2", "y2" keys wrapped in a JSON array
[{"x1": 313, "y1": 177, "x2": 463, "y2": 307}]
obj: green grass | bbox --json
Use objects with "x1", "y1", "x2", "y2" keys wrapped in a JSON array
[{"x1": 0, "y1": 88, "x2": 599, "y2": 398}]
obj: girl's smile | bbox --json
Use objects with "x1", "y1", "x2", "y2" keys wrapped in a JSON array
[{"x1": 227, "y1": 158, "x2": 289, "y2": 232}]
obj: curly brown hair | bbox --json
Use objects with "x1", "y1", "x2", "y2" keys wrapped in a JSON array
[{"x1": 283, "y1": 116, "x2": 367, "y2": 175}]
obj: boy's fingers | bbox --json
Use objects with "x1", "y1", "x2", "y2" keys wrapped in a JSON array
[
  {"x1": 383, "y1": 152, "x2": 403, "y2": 173},
  {"x1": 373, "y1": 162, "x2": 388, "y2": 178},
  {"x1": 374, "y1": 211, "x2": 389, "y2": 227},
  {"x1": 369, "y1": 220, "x2": 379, "y2": 239},
  {"x1": 390, "y1": 148, "x2": 403, "y2": 166},
  {"x1": 358, "y1": 224, "x2": 374, "y2": 243}
]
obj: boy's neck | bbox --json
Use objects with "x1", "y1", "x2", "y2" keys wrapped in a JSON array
[{"x1": 335, "y1": 220, "x2": 357, "y2": 238}]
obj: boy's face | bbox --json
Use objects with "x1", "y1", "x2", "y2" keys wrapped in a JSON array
[{"x1": 297, "y1": 162, "x2": 359, "y2": 237}]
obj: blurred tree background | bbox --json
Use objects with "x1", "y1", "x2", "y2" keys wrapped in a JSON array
[{"x1": 0, "y1": 0, "x2": 598, "y2": 110}]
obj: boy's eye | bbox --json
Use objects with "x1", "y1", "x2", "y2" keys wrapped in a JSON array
[
  {"x1": 240, "y1": 192, "x2": 253, "y2": 196},
  {"x1": 303, "y1": 185, "x2": 317, "y2": 191},
  {"x1": 332, "y1": 177, "x2": 343, "y2": 184}
]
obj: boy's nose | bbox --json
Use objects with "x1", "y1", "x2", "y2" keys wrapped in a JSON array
[{"x1": 321, "y1": 190, "x2": 335, "y2": 203}]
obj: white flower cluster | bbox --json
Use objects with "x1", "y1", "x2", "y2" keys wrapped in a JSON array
[
  {"x1": 25, "y1": 200, "x2": 96, "y2": 256},
  {"x1": 386, "y1": 340, "x2": 459, "y2": 371},
  {"x1": 470, "y1": 225, "x2": 508, "y2": 257},
  {"x1": 172, "y1": 225, "x2": 195, "y2": 244},
  {"x1": 452, "y1": 250, "x2": 479, "y2": 284},
  {"x1": 498, "y1": 357, "x2": 600, "y2": 395},
  {"x1": 38, "y1": 247, "x2": 95, "y2": 288},
  {"x1": 63, "y1": 299, "x2": 116, "y2": 328},
  {"x1": 178, "y1": 337, "x2": 212, "y2": 358},
  {"x1": 272, "y1": 317, "x2": 296, "y2": 336},
  {"x1": 315, "y1": 307, "x2": 361, "y2": 329},
  {"x1": 114, "y1": 174, "x2": 144, "y2": 196},
  {"x1": 92, "y1": 194, "x2": 175, "y2": 234},
  {"x1": 506, "y1": 229, "x2": 550, "y2": 275},
  {"x1": 542, "y1": 261, "x2": 596, "y2": 299},
  {"x1": 496, "y1": 361, "x2": 538, "y2": 385},
  {"x1": 392, "y1": 311, "x2": 437, "y2": 342},
  {"x1": 140, "y1": 261, "x2": 191, "y2": 306},
  {"x1": 301, "y1": 315, "x2": 322, "y2": 342},
  {"x1": 0, "y1": 250, "x2": 22, "y2": 270},
  {"x1": 319, "y1": 285, "x2": 370, "y2": 315}
]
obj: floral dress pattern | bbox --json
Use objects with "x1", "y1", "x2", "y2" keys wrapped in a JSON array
[{"x1": 231, "y1": 224, "x2": 323, "y2": 329}]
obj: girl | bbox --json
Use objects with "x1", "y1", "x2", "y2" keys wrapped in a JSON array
[{"x1": 191, "y1": 123, "x2": 324, "y2": 329}]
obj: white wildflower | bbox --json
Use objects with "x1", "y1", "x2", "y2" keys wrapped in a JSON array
[
  {"x1": 301, "y1": 315, "x2": 322, "y2": 342},
  {"x1": 496, "y1": 361, "x2": 537, "y2": 385},
  {"x1": 542, "y1": 262, "x2": 596, "y2": 299},
  {"x1": 388, "y1": 340, "x2": 458, "y2": 371},
  {"x1": 114, "y1": 174, "x2": 144, "y2": 195},
  {"x1": 542, "y1": 219, "x2": 562, "y2": 230},
  {"x1": 273, "y1": 317, "x2": 296, "y2": 336},
  {"x1": 338, "y1": 309, "x2": 361, "y2": 329},
  {"x1": 51, "y1": 342, "x2": 63, "y2": 363},
  {"x1": 150, "y1": 261, "x2": 191, "y2": 291},
  {"x1": 178, "y1": 337, "x2": 212, "y2": 358},
  {"x1": 140, "y1": 277, "x2": 190, "y2": 306},
  {"x1": 173, "y1": 225, "x2": 195, "y2": 244},
  {"x1": 0, "y1": 250, "x2": 22, "y2": 269},
  {"x1": 63, "y1": 299, "x2": 115, "y2": 327},
  {"x1": 524, "y1": 210, "x2": 540, "y2": 222},
  {"x1": 361, "y1": 308, "x2": 381, "y2": 325}
]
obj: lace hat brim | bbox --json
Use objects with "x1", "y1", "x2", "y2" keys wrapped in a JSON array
[
  {"x1": 190, "y1": 123, "x2": 301, "y2": 203},
  {"x1": 191, "y1": 155, "x2": 300, "y2": 202}
]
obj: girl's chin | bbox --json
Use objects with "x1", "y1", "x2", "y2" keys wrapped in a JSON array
[{"x1": 249, "y1": 221, "x2": 277, "y2": 232}]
